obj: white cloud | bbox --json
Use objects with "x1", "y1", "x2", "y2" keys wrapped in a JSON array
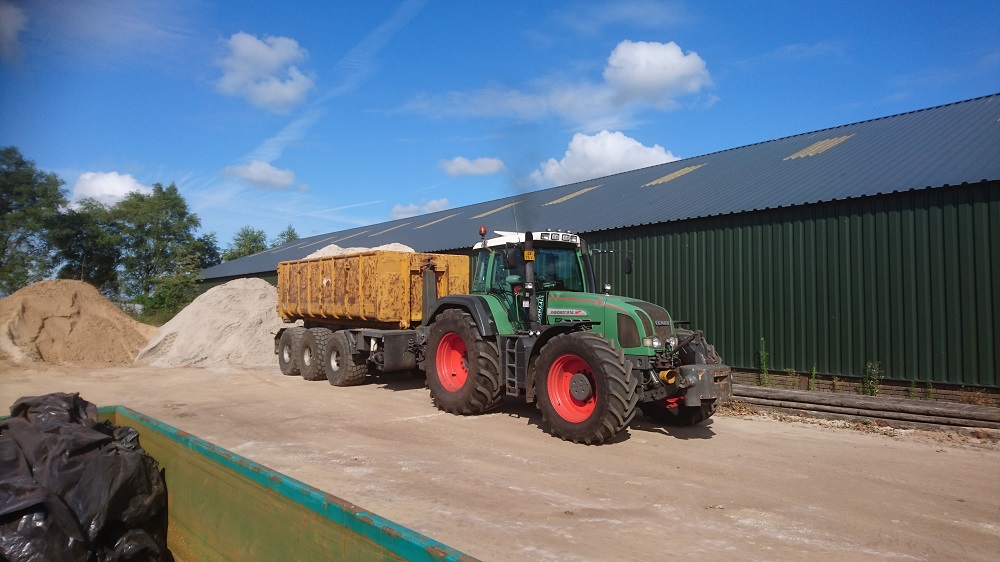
[
  {"x1": 604, "y1": 40, "x2": 711, "y2": 107},
  {"x1": 402, "y1": 40, "x2": 711, "y2": 128},
  {"x1": 72, "y1": 171, "x2": 152, "y2": 206},
  {"x1": 217, "y1": 32, "x2": 315, "y2": 113},
  {"x1": 390, "y1": 198, "x2": 450, "y2": 219},
  {"x1": 438, "y1": 156, "x2": 506, "y2": 176},
  {"x1": 223, "y1": 160, "x2": 295, "y2": 189},
  {"x1": 0, "y1": 1, "x2": 26, "y2": 62},
  {"x1": 530, "y1": 130, "x2": 678, "y2": 186}
]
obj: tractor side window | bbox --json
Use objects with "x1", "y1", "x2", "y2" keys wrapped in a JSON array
[{"x1": 472, "y1": 249, "x2": 490, "y2": 292}]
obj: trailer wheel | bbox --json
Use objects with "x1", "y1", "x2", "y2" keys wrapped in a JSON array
[
  {"x1": 278, "y1": 327, "x2": 305, "y2": 376},
  {"x1": 535, "y1": 332, "x2": 638, "y2": 444},
  {"x1": 426, "y1": 309, "x2": 502, "y2": 415},
  {"x1": 641, "y1": 399, "x2": 719, "y2": 426},
  {"x1": 326, "y1": 331, "x2": 369, "y2": 386},
  {"x1": 300, "y1": 328, "x2": 331, "y2": 381}
]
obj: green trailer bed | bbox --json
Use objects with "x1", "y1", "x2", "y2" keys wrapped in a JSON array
[{"x1": 97, "y1": 406, "x2": 474, "y2": 562}]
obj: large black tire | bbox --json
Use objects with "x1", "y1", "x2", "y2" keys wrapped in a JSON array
[
  {"x1": 535, "y1": 332, "x2": 639, "y2": 445},
  {"x1": 425, "y1": 309, "x2": 502, "y2": 415},
  {"x1": 277, "y1": 327, "x2": 305, "y2": 376},
  {"x1": 326, "y1": 331, "x2": 369, "y2": 387},
  {"x1": 300, "y1": 328, "x2": 331, "y2": 381},
  {"x1": 641, "y1": 399, "x2": 719, "y2": 426}
]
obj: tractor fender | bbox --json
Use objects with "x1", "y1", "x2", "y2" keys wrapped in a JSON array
[
  {"x1": 532, "y1": 321, "x2": 596, "y2": 361},
  {"x1": 423, "y1": 295, "x2": 499, "y2": 337}
]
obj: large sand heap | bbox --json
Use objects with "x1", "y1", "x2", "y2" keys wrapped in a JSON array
[
  {"x1": 306, "y1": 242, "x2": 414, "y2": 259},
  {"x1": 136, "y1": 277, "x2": 288, "y2": 368},
  {"x1": 0, "y1": 280, "x2": 156, "y2": 366}
]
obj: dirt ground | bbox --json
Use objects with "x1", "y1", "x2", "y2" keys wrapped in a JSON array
[{"x1": 2, "y1": 364, "x2": 998, "y2": 561}]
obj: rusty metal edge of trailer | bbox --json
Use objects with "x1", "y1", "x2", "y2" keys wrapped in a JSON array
[{"x1": 96, "y1": 405, "x2": 477, "y2": 562}]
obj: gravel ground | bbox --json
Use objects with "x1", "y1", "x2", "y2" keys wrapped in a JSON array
[{"x1": 2, "y1": 363, "x2": 998, "y2": 561}]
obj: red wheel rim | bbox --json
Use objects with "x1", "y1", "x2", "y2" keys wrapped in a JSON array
[
  {"x1": 436, "y1": 332, "x2": 468, "y2": 391},
  {"x1": 547, "y1": 354, "x2": 596, "y2": 422}
]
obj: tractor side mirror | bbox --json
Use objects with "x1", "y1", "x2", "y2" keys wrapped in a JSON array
[
  {"x1": 624, "y1": 252, "x2": 634, "y2": 275},
  {"x1": 502, "y1": 247, "x2": 514, "y2": 269}
]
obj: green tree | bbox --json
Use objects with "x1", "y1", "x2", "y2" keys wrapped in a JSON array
[
  {"x1": 223, "y1": 225, "x2": 268, "y2": 261},
  {"x1": 270, "y1": 224, "x2": 299, "y2": 248},
  {"x1": 192, "y1": 232, "x2": 223, "y2": 269},
  {"x1": 47, "y1": 198, "x2": 122, "y2": 295},
  {"x1": 113, "y1": 183, "x2": 202, "y2": 299},
  {"x1": 0, "y1": 146, "x2": 68, "y2": 296},
  {"x1": 143, "y1": 247, "x2": 204, "y2": 321}
]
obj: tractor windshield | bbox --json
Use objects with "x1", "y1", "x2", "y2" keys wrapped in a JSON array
[{"x1": 533, "y1": 246, "x2": 584, "y2": 292}]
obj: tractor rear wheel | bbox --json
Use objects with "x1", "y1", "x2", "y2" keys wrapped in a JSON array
[
  {"x1": 300, "y1": 328, "x2": 331, "y2": 381},
  {"x1": 277, "y1": 327, "x2": 305, "y2": 376},
  {"x1": 425, "y1": 309, "x2": 502, "y2": 415},
  {"x1": 535, "y1": 332, "x2": 638, "y2": 444},
  {"x1": 326, "y1": 330, "x2": 369, "y2": 386}
]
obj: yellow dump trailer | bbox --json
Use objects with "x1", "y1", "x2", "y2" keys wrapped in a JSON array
[{"x1": 277, "y1": 250, "x2": 469, "y2": 329}]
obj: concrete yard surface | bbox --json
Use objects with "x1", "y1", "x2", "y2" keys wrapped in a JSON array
[{"x1": 2, "y1": 364, "x2": 998, "y2": 561}]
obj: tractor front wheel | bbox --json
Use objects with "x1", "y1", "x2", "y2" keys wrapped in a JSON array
[
  {"x1": 425, "y1": 309, "x2": 502, "y2": 415},
  {"x1": 535, "y1": 332, "x2": 638, "y2": 444}
]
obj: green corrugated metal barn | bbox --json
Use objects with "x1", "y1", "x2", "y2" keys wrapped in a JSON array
[{"x1": 203, "y1": 94, "x2": 1000, "y2": 388}]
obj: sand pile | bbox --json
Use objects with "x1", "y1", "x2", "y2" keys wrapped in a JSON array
[
  {"x1": 0, "y1": 280, "x2": 157, "y2": 366},
  {"x1": 306, "y1": 242, "x2": 414, "y2": 259},
  {"x1": 136, "y1": 278, "x2": 289, "y2": 368}
]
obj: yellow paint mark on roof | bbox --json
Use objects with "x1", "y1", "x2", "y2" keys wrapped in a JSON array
[
  {"x1": 471, "y1": 201, "x2": 520, "y2": 218},
  {"x1": 333, "y1": 230, "x2": 370, "y2": 243},
  {"x1": 544, "y1": 185, "x2": 600, "y2": 205},
  {"x1": 784, "y1": 134, "x2": 855, "y2": 160},
  {"x1": 299, "y1": 235, "x2": 341, "y2": 249},
  {"x1": 642, "y1": 164, "x2": 706, "y2": 187},
  {"x1": 259, "y1": 238, "x2": 315, "y2": 254},
  {"x1": 370, "y1": 223, "x2": 411, "y2": 237},
  {"x1": 416, "y1": 213, "x2": 460, "y2": 229}
]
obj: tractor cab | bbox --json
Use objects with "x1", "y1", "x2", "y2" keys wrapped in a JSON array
[{"x1": 471, "y1": 229, "x2": 591, "y2": 331}]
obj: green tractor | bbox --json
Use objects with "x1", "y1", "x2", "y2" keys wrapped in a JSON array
[{"x1": 422, "y1": 229, "x2": 732, "y2": 444}]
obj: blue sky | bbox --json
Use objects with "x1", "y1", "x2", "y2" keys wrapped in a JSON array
[{"x1": 2, "y1": 0, "x2": 998, "y2": 247}]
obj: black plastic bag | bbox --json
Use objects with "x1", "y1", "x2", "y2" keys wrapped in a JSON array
[{"x1": 0, "y1": 393, "x2": 170, "y2": 562}]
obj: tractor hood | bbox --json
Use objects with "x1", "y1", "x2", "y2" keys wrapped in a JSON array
[{"x1": 543, "y1": 292, "x2": 676, "y2": 353}]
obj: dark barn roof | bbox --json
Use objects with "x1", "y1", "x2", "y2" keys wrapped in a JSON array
[{"x1": 203, "y1": 94, "x2": 1000, "y2": 279}]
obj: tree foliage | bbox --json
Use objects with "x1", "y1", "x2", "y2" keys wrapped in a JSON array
[
  {"x1": 270, "y1": 224, "x2": 299, "y2": 248},
  {"x1": 113, "y1": 183, "x2": 202, "y2": 299},
  {"x1": 0, "y1": 146, "x2": 68, "y2": 296},
  {"x1": 47, "y1": 198, "x2": 122, "y2": 295},
  {"x1": 223, "y1": 225, "x2": 268, "y2": 261}
]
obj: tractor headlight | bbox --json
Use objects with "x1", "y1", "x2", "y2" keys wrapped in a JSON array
[
  {"x1": 666, "y1": 336, "x2": 678, "y2": 350},
  {"x1": 642, "y1": 336, "x2": 663, "y2": 349}
]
